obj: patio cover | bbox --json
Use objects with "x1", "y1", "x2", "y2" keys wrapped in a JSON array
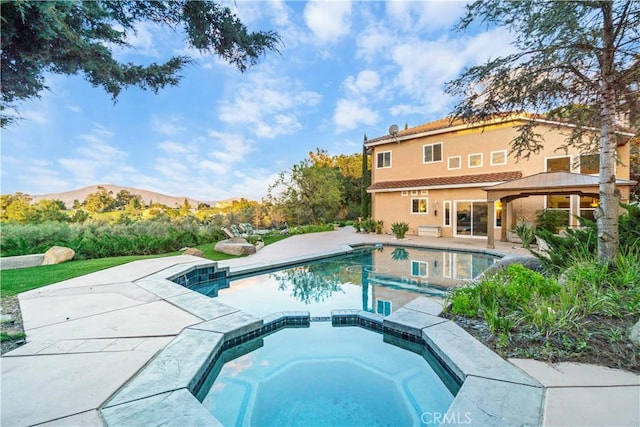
[{"x1": 483, "y1": 171, "x2": 637, "y2": 248}]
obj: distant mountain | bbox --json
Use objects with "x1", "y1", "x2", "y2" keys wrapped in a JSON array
[{"x1": 30, "y1": 184, "x2": 217, "y2": 209}]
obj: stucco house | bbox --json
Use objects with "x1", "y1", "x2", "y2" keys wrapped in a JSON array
[{"x1": 365, "y1": 114, "x2": 635, "y2": 247}]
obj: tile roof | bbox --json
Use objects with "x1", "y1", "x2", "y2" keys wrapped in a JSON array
[
  {"x1": 484, "y1": 171, "x2": 637, "y2": 191},
  {"x1": 366, "y1": 113, "x2": 538, "y2": 144},
  {"x1": 367, "y1": 171, "x2": 523, "y2": 192},
  {"x1": 365, "y1": 113, "x2": 635, "y2": 145}
]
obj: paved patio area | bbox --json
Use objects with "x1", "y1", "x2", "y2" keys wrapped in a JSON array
[{"x1": 1, "y1": 227, "x2": 638, "y2": 426}]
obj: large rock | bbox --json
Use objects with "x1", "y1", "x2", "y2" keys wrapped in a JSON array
[
  {"x1": 214, "y1": 237, "x2": 256, "y2": 256},
  {"x1": 474, "y1": 256, "x2": 545, "y2": 281},
  {"x1": 182, "y1": 247, "x2": 205, "y2": 258},
  {"x1": 41, "y1": 246, "x2": 75, "y2": 265},
  {"x1": 630, "y1": 320, "x2": 640, "y2": 348}
]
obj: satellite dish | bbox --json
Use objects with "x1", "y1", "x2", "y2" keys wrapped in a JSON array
[{"x1": 388, "y1": 124, "x2": 399, "y2": 136}]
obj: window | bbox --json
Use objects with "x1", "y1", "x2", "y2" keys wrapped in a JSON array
[
  {"x1": 546, "y1": 156, "x2": 571, "y2": 172},
  {"x1": 376, "y1": 299, "x2": 392, "y2": 316},
  {"x1": 579, "y1": 196, "x2": 598, "y2": 221},
  {"x1": 546, "y1": 195, "x2": 571, "y2": 226},
  {"x1": 421, "y1": 190, "x2": 428, "y2": 195},
  {"x1": 377, "y1": 151, "x2": 391, "y2": 168},
  {"x1": 423, "y1": 143, "x2": 443, "y2": 163},
  {"x1": 490, "y1": 150, "x2": 507, "y2": 166},
  {"x1": 468, "y1": 153, "x2": 483, "y2": 168},
  {"x1": 448, "y1": 156, "x2": 461, "y2": 170},
  {"x1": 401, "y1": 190, "x2": 408, "y2": 196},
  {"x1": 494, "y1": 200, "x2": 503, "y2": 228},
  {"x1": 411, "y1": 260, "x2": 428, "y2": 277},
  {"x1": 411, "y1": 198, "x2": 428, "y2": 214},
  {"x1": 411, "y1": 190, "x2": 418, "y2": 196},
  {"x1": 443, "y1": 201, "x2": 451, "y2": 227},
  {"x1": 579, "y1": 154, "x2": 598, "y2": 175}
]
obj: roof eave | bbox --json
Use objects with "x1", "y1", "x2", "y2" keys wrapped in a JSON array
[
  {"x1": 367, "y1": 181, "x2": 508, "y2": 193},
  {"x1": 365, "y1": 115, "x2": 636, "y2": 148}
]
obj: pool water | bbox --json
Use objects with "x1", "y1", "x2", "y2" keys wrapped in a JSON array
[
  {"x1": 191, "y1": 246, "x2": 498, "y2": 317},
  {"x1": 196, "y1": 323, "x2": 458, "y2": 426}
]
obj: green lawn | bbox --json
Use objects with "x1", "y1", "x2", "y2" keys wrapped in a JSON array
[{"x1": 0, "y1": 236, "x2": 288, "y2": 299}]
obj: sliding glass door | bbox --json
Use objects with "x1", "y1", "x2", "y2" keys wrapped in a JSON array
[{"x1": 455, "y1": 201, "x2": 488, "y2": 237}]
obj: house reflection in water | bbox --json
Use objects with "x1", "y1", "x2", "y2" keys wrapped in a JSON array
[
  {"x1": 190, "y1": 246, "x2": 499, "y2": 317},
  {"x1": 360, "y1": 246, "x2": 497, "y2": 315}
]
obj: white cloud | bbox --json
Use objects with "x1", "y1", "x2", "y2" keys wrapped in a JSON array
[
  {"x1": 304, "y1": 0, "x2": 352, "y2": 43},
  {"x1": 123, "y1": 22, "x2": 160, "y2": 57},
  {"x1": 355, "y1": 23, "x2": 396, "y2": 62},
  {"x1": 218, "y1": 70, "x2": 322, "y2": 138},
  {"x1": 198, "y1": 159, "x2": 229, "y2": 175},
  {"x1": 343, "y1": 70, "x2": 381, "y2": 95},
  {"x1": 20, "y1": 110, "x2": 48, "y2": 124},
  {"x1": 17, "y1": 160, "x2": 71, "y2": 194},
  {"x1": 59, "y1": 126, "x2": 134, "y2": 186},
  {"x1": 333, "y1": 99, "x2": 379, "y2": 132},
  {"x1": 151, "y1": 115, "x2": 186, "y2": 136},
  {"x1": 154, "y1": 159, "x2": 189, "y2": 181},
  {"x1": 386, "y1": 1, "x2": 465, "y2": 33},
  {"x1": 207, "y1": 130, "x2": 254, "y2": 163},
  {"x1": 158, "y1": 140, "x2": 194, "y2": 154},
  {"x1": 229, "y1": 169, "x2": 280, "y2": 201}
]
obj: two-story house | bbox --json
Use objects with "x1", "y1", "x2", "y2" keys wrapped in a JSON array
[{"x1": 365, "y1": 114, "x2": 635, "y2": 246}]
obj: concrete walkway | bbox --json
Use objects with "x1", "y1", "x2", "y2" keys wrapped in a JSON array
[{"x1": 1, "y1": 227, "x2": 638, "y2": 426}]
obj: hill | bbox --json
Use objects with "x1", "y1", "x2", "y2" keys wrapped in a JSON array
[{"x1": 30, "y1": 184, "x2": 215, "y2": 209}]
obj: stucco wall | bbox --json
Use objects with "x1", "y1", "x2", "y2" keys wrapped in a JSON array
[{"x1": 368, "y1": 120, "x2": 632, "y2": 238}]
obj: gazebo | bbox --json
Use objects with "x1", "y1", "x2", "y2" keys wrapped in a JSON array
[{"x1": 483, "y1": 171, "x2": 637, "y2": 248}]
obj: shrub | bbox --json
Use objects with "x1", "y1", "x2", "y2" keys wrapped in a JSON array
[
  {"x1": 0, "y1": 221, "x2": 75, "y2": 256},
  {"x1": 361, "y1": 217, "x2": 376, "y2": 233},
  {"x1": 512, "y1": 221, "x2": 535, "y2": 248},
  {"x1": 288, "y1": 224, "x2": 333, "y2": 235},
  {"x1": 0, "y1": 218, "x2": 228, "y2": 259},
  {"x1": 391, "y1": 222, "x2": 409, "y2": 239},
  {"x1": 535, "y1": 209, "x2": 569, "y2": 234}
]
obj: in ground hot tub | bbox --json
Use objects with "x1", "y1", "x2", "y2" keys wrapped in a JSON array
[{"x1": 195, "y1": 322, "x2": 459, "y2": 426}]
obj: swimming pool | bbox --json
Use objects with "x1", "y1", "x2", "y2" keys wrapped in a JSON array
[
  {"x1": 195, "y1": 322, "x2": 459, "y2": 426},
  {"x1": 101, "y1": 245, "x2": 544, "y2": 427},
  {"x1": 190, "y1": 245, "x2": 499, "y2": 317}
]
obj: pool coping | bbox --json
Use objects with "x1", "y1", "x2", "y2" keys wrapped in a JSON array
[{"x1": 100, "y1": 244, "x2": 544, "y2": 426}]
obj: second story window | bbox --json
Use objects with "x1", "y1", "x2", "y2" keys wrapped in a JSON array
[
  {"x1": 546, "y1": 156, "x2": 571, "y2": 172},
  {"x1": 579, "y1": 154, "x2": 598, "y2": 174},
  {"x1": 448, "y1": 156, "x2": 461, "y2": 170},
  {"x1": 377, "y1": 151, "x2": 391, "y2": 168},
  {"x1": 468, "y1": 153, "x2": 483, "y2": 168},
  {"x1": 423, "y1": 143, "x2": 442, "y2": 163},
  {"x1": 490, "y1": 150, "x2": 507, "y2": 166}
]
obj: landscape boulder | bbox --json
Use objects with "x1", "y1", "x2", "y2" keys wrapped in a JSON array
[
  {"x1": 214, "y1": 237, "x2": 256, "y2": 256},
  {"x1": 630, "y1": 320, "x2": 640, "y2": 348},
  {"x1": 473, "y1": 256, "x2": 545, "y2": 282},
  {"x1": 182, "y1": 247, "x2": 205, "y2": 258},
  {"x1": 41, "y1": 246, "x2": 75, "y2": 266}
]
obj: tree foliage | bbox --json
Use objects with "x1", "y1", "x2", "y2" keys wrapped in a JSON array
[
  {"x1": 0, "y1": 0, "x2": 281, "y2": 126},
  {"x1": 631, "y1": 137, "x2": 640, "y2": 202},
  {"x1": 308, "y1": 148, "x2": 367, "y2": 219},
  {"x1": 267, "y1": 156, "x2": 344, "y2": 225},
  {"x1": 446, "y1": 0, "x2": 640, "y2": 262},
  {"x1": 83, "y1": 186, "x2": 116, "y2": 213}
]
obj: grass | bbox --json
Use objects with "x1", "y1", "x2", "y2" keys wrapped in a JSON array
[
  {"x1": 0, "y1": 331, "x2": 25, "y2": 342},
  {"x1": 0, "y1": 234, "x2": 290, "y2": 299}
]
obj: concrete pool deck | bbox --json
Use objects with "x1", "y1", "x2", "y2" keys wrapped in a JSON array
[{"x1": 1, "y1": 227, "x2": 638, "y2": 426}]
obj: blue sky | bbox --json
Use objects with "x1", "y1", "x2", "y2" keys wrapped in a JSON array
[{"x1": 1, "y1": 1, "x2": 514, "y2": 202}]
